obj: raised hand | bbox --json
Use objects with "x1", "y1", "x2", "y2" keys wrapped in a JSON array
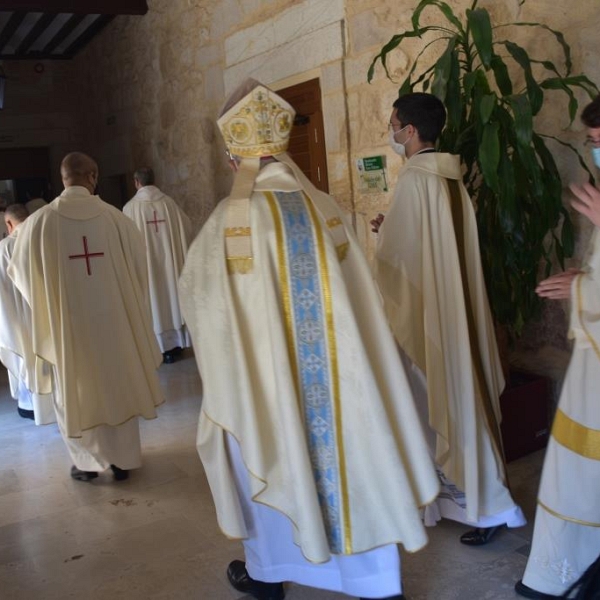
[
  {"x1": 569, "y1": 182, "x2": 600, "y2": 228},
  {"x1": 536, "y1": 268, "x2": 583, "y2": 300}
]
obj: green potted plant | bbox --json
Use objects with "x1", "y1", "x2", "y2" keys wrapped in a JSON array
[{"x1": 368, "y1": 0, "x2": 598, "y2": 339}]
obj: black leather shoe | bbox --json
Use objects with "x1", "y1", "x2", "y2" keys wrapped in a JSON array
[
  {"x1": 110, "y1": 464, "x2": 129, "y2": 481},
  {"x1": 460, "y1": 525, "x2": 502, "y2": 545},
  {"x1": 226, "y1": 560, "x2": 285, "y2": 600},
  {"x1": 70, "y1": 466, "x2": 98, "y2": 482},
  {"x1": 17, "y1": 407, "x2": 35, "y2": 420},
  {"x1": 514, "y1": 580, "x2": 561, "y2": 599},
  {"x1": 162, "y1": 351, "x2": 176, "y2": 364}
]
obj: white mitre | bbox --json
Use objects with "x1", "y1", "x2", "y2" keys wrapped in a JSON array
[
  {"x1": 216, "y1": 80, "x2": 295, "y2": 274},
  {"x1": 217, "y1": 79, "x2": 295, "y2": 159},
  {"x1": 216, "y1": 79, "x2": 347, "y2": 274}
]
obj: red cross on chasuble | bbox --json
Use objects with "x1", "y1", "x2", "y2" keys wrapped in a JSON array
[
  {"x1": 69, "y1": 236, "x2": 104, "y2": 276},
  {"x1": 146, "y1": 210, "x2": 166, "y2": 233}
]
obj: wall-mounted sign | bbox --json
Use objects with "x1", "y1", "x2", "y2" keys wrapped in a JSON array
[{"x1": 356, "y1": 155, "x2": 388, "y2": 193}]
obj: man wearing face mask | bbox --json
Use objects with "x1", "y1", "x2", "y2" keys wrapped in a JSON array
[
  {"x1": 371, "y1": 92, "x2": 526, "y2": 546},
  {"x1": 8, "y1": 152, "x2": 164, "y2": 483}
]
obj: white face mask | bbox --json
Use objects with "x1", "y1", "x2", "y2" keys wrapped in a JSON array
[
  {"x1": 592, "y1": 146, "x2": 600, "y2": 169},
  {"x1": 389, "y1": 125, "x2": 409, "y2": 156}
]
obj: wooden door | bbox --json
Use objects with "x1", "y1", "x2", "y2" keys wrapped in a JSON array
[{"x1": 277, "y1": 78, "x2": 329, "y2": 193}]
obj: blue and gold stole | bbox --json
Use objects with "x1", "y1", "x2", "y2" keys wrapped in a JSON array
[{"x1": 266, "y1": 189, "x2": 352, "y2": 554}]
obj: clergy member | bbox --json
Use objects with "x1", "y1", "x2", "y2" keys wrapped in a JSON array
[
  {"x1": 124, "y1": 168, "x2": 191, "y2": 364},
  {"x1": 25, "y1": 189, "x2": 48, "y2": 214},
  {"x1": 372, "y1": 92, "x2": 525, "y2": 545},
  {"x1": 179, "y1": 79, "x2": 440, "y2": 600},
  {"x1": 515, "y1": 99, "x2": 600, "y2": 599},
  {"x1": 0, "y1": 204, "x2": 55, "y2": 424},
  {"x1": 8, "y1": 152, "x2": 164, "y2": 482}
]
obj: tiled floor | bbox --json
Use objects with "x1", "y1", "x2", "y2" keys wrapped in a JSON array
[{"x1": 0, "y1": 353, "x2": 542, "y2": 599}]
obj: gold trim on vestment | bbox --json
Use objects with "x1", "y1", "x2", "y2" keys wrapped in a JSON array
[
  {"x1": 538, "y1": 500, "x2": 600, "y2": 527},
  {"x1": 304, "y1": 191, "x2": 352, "y2": 554},
  {"x1": 225, "y1": 227, "x2": 251, "y2": 237},
  {"x1": 264, "y1": 192, "x2": 301, "y2": 397},
  {"x1": 576, "y1": 274, "x2": 600, "y2": 362},
  {"x1": 226, "y1": 257, "x2": 254, "y2": 275},
  {"x1": 326, "y1": 217, "x2": 342, "y2": 228},
  {"x1": 202, "y1": 410, "x2": 434, "y2": 559},
  {"x1": 336, "y1": 242, "x2": 349, "y2": 262},
  {"x1": 446, "y1": 178, "x2": 508, "y2": 485},
  {"x1": 66, "y1": 405, "x2": 163, "y2": 439},
  {"x1": 552, "y1": 408, "x2": 600, "y2": 461}
]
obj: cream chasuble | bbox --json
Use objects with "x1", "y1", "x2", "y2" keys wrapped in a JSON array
[
  {"x1": 374, "y1": 153, "x2": 524, "y2": 526},
  {"x1": 522, "y1": 230, "x2": 600, "y2": 595},
  {"x1": 8, "y1": 187, "x2": 164, "y2": 440},
  {"x1": 180, "y1": 161, "x2": 439, "y2": 565},
  {"x1": 123, "y1": 186, "x2": 191, "y2": 352},
  {"x1": 0, "y1": 225, "x2": 55, "y2": 425}
]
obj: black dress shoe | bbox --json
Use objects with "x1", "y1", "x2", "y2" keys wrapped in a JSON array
[
  {"x1": 514, "y1": 580, "x2": 561, "y2": 599},
  {"x1": 17, "y1": 407, "x2": 35, "y2": 420},
  {"x1": 162, "y1": 351, "x2": 176, "y2": 364},
  {"x1": 460, "y1": 525, "x2": 502, "y2": 545},
  {"x1": 226, "y1": 560, "x2": 285, "y2": 600},
  {"x1": 110, "y1": 464, "x2": 129, "y2": 481},
  {"x1": 70, "y1": 466, "x2": 99, "y2": 482}
]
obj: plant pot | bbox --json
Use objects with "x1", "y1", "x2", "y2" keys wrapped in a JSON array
[{"x1": 499, "y1": 369, "x2": 551, "y2": 462}]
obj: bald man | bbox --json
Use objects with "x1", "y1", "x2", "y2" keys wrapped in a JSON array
[
  {"x1": 9, "y1": 152, "x2": 164, "y2": 482},
  {"x1": 0, "y1": 204, "x2": 55, "y2": 423}
]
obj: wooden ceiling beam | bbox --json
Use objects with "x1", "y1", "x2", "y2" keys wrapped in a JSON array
[
  {"x1": 42, "y1": 13, "x2": 86, "y2": 55},
  {"x1": 0, "y1": 11, "x2": 27, "y2": 53},
  {"x1": 63, "y1": 14, "x2": 115, "y2": 58},
  {"x1": 15, "y1": 12, "x2": 56, "y2": 55},
  {"x1": 0, "y1": 1, "x2": 148, "y2": 15}
]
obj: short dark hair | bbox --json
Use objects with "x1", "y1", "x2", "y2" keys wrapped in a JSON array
[
  {"x1": 581, "y1": 95, "x2": 600, "y2": 128},
  {"x1": 134, "y1": 167, "x2": 155, "y2": 186},
  {"x1": 5, "y1": 203, "x2": 29, "y2": 223},
  {"x1": 392, "y1": 92, "x2": 446, "y2": 143}
]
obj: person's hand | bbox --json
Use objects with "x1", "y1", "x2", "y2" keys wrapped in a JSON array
[
  {"x1": 569, "y1": 182, "x2": 600, "y2": 228},
  {"x1": 535, "y1": 268, "x2": 583, "y2": 300},
  {"x1": 370, "y1": 213, "x2": 385, "y2": 233}
]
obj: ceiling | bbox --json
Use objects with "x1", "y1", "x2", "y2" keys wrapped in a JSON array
[{"x1": 0, "y1": 1, "x2": 148, "y2": 60}]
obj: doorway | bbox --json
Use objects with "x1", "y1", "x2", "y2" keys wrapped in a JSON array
[
  {"x1": 277, "y1": 78, "x2": 329, "y2": 193},
  {"x1": 0, "y1": 147, "x2": 52, "y2": 206}
]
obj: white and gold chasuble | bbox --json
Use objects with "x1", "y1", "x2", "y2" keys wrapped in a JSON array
[
  {"x1": 180, "y1": 161, "x2": 439, "y2": 563},
  {"x1": 8, "y1": 187, "x2": 164, "y2": 439},
  {"x1": 123, "y1": 185, "x2": 191, "y2": 352},
  {"x1": 0, "y1": 225, "x2": 55, "y2": 425},
  {"x1": 522, "y1": 230, "x2": 600, "y2": 595},
  {"x1": 374, "y1": 153, "x2": 524, "y2": 526}
]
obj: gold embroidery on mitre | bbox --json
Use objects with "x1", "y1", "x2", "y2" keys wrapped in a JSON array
[{"x1": 218, "y1": 86, "x2": 296, "y2": 159}]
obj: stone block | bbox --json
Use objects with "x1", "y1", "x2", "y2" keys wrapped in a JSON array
[
  {"x1": 225, "y1": 0, "x2": 345, "y2": 67},
  {"x1": 224, "y1": 21, "x2": 344, "y2": 95}
]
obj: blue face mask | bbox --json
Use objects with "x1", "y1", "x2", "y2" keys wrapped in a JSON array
[{"x1": 592, "y1": 147, "x2": 600, "y2": 169}]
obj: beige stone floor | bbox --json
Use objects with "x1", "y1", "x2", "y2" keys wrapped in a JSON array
[{"x1": 0, "y1": 353, "x2": 542, "y2": 600}]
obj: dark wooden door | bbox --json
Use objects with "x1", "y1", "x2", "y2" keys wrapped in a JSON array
[{"x1": 278, "y1": 78, "x2": 329, "y2": 193}]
